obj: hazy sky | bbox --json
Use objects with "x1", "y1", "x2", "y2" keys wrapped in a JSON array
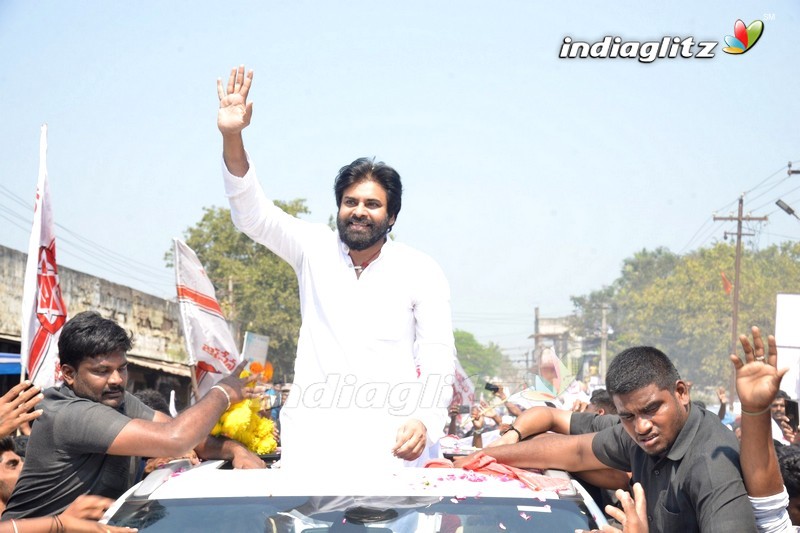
[{"x1": 1, "y1": 1, "x2": 798, "y2": 362}]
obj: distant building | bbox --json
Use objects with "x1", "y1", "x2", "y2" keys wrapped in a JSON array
[{"x1": 528, "y1": 307, "x2": 597, "y2": 388}]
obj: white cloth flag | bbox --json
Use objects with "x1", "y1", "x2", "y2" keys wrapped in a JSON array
[
  {"x1": 21, "y1": 124, "x2": 68, "y2": 388},
  {"x1": 174, "y1": 239, "x2": 241, "y2": 398},
  {"x1": 451, "y1": 356, "x2": 475, "y2": 407}
]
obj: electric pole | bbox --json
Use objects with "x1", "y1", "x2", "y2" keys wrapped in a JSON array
[
  {"x1": 713, "y1": 195, "x2": 767, "y2": 405},
  {"x1": 600, "y1": 304, "x2": 609, "y2": 382}
]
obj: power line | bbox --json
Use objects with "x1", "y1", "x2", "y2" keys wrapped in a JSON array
[
  {"x1": 0, "y1": 187, "x2": 174, "y2": 294},
  {"x1": 680, "y1": 162, "x2": 795, "y2": 254}
]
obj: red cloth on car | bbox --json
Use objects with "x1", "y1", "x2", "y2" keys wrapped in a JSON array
[{"x1": 426, "y1": 452, "x2": 571, "y2": 492}]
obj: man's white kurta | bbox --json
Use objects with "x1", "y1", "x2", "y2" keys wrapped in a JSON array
[{"x1": 224, "y1": 158, "x2": 455, "y2": 470}]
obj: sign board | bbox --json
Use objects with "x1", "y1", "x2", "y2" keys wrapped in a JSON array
[
  {"x1": 242, "y1": 331, "x2": 270, "y2": 368},
  {"x1": 776, "y1": 294, "x2": 800, "y2": 399}
]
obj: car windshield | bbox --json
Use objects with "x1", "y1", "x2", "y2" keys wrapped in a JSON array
[{"x1": 108, "y1": 495, "x2": 600, "y2": 532}]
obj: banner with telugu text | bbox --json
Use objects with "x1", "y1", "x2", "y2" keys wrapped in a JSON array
[
  {"x1": 21, "y1": 124, "x2": 68, "y2": 388},
  {"x1": 174, "y1": 238, "x2": 241, "y2": 398}
]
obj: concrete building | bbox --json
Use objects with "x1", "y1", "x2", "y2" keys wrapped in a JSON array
[{"x1": 0, "y1": 244, "x2": 193, "y2": 410}]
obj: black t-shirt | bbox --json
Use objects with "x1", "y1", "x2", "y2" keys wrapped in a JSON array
[
  {"x1": 591, "y1": 405, "x2": 756, "y2": 532},
  {"x1": 2, "y1": 386, "x2": 154, "y2": 519}
]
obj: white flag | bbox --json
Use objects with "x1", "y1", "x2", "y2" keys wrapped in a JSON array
[
  {"x1": 21, "y1": 124, "x2": 68, "y2": 388},
  {"x1": 451, "y1": 357, "x2": 475, "y2": 407},
  {"x1": 174, "y1": 238, "x2": 241, "y2": 398}
]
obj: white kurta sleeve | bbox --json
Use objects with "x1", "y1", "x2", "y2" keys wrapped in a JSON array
[{"x1": 222, "y1": 154, "x2": 309, "y2": 270}]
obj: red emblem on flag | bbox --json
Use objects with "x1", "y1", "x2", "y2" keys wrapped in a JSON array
[
  {"x1": 28, "y1": 242, "x2": 67, "y2": 375},
  {"x1": 36, "y1": 242, "x2": 67, "y2": 333}
]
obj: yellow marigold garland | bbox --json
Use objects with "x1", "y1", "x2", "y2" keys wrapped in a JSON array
[{"x1": 210, "y1": 364, "x2": 277, "y2": 455}]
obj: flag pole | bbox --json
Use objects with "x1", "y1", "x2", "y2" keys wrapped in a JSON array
[
  {"x1": 174, "y1": 238, "x2": 241, "y2": 402},
  {"x1": 20, "y1": 123, "x2": 68, "y2": 388},
  {"x1": 189, "y1": 365, "x2": 200, "y2": 402},
  {"x1": 175, "y1": 238, "x2": 200, "y2": 403}
]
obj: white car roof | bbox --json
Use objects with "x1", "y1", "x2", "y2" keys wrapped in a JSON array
[
  {"x1": 104, "y1": 460, "x2": 608, "y2": 530},
  {"x1": 129, "y1": 460, "x2": 576, "y2": 501}
]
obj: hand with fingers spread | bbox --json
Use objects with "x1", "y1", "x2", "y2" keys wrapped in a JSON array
[
  {"x1": 730, "y1": 326, "x2": 786, "y2": 417},
  {"x1": 575, "y1": 483, "x2": 649, "y2": 533},
  {"x1": 730, "y1": 324, "x2": 793, "y2": 528},
  {"x1": 217, "y1": 65, "x2": 254, "y2": 137},
  {"x1": 0, "y1": 381, "x2": 43, "y2": 438},
  {"x1": 392, "y1": 419, "x2": 427, "y2": 461},
  {"x1": 589, "y1": 483, "x2": 649, "y2": 533}
]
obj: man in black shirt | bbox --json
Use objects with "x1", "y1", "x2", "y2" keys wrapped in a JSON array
[{"x1": 457, "y1": 346, "x2": 756, "y2": 532}]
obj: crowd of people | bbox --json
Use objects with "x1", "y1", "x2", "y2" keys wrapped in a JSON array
[
  {"x1": 1, "y1": 64, "x2": 798, "y2": 532},
  {"x1": 445, "y1": 327, "x2": 800, "y2": 533}
]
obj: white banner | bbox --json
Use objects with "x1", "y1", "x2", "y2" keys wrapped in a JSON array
[
  {"x1": 174, "y1": 239, "x2": 241, "y2": 398},
  {"x1": 21, "y1": 124, "x2": 68, "y2": 388},
  {"x1": 451, "y1": 356, "x2": 475, "y2": 407},
  {"x1": 242, "y1": 331, "x2": 270, "y2": 367}
]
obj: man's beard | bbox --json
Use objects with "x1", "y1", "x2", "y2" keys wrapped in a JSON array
[{"x1": 337, "y1": 214, "x2": 390, "y2": 251}]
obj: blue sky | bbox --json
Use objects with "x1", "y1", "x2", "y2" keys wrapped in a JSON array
[{"x1": 1, "y1": 1, "x2": 798, "y2": 362}]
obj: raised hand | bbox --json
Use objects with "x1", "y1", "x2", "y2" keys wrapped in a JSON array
[
  {"x1": 572, "y1": 399, "x2": 589, "y2": 413},
  {"x1": 472, "y1": 406, "x2": 485, "y2": 432},
  {"x1": 0, "y1": 381, "x2": 43, "y2": 438},
  {"x1": 730, "y1": 326, "x2": 787, "y2": 414},
  {"x1": 716, "y1": 386, "x2": 727, "y2": 405},
  {"x1": 217, "y1": 65, "x2": 254, "y2": 136}
]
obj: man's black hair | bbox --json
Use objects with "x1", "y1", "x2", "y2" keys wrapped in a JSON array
[
  {"x1": 333, "y1": 157, "x2": 402, "y2": 230},
  {"x1": 776, "y1": 390, "x2": 791, "y2": 401},
  {"x1": 777, "y1": 444, "x2": 800, "y2": 498},
  {"x1": 589, "y1": 388, "x2": 617, "y2": 414},
  {"x1": 0, "y1": 437, "x2": 14, "y2": 454},
  {"x1": 606, "y1": 346, "x2": 680, "y2": 396},
  {"x1": 58, "y1": 311, "x2": 133, "y2": 369},
  {"x1": 134, "y1": 389, "x2": 170, "y2": 415}
]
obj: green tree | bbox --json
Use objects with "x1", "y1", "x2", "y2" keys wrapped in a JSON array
[
  {"x1": 170, "y1": 201, "x2": 309, "y2": 381},
  {"x1": 173, "y1": 205, "x2": 515, "y2": 386},
  {"x1": 454, "y1": 329, "x2": 504, "y2": 382},
  {"x1": 570, "y1": 242, "x2": 800, "y2": 388}
]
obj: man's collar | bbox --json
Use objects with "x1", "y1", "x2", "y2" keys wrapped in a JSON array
[{"x1": 665, "y1": 402, "x2": 700, "y2": 461}]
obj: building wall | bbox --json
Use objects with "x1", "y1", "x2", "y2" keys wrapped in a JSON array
[
  {"x1": 0, "y1": 244, "x2": 197, "y2": 408},
  {"x1": 0, "y1": 244, "x2": 186, "y2": 362}
]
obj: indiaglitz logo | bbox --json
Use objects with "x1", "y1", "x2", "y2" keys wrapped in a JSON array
[
  {"x1": 722, "y1": 19, "x2": 764, "y2": 54},
  {"x1": 559, "y1": 19, "x2": 764, "y2": 63}
]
